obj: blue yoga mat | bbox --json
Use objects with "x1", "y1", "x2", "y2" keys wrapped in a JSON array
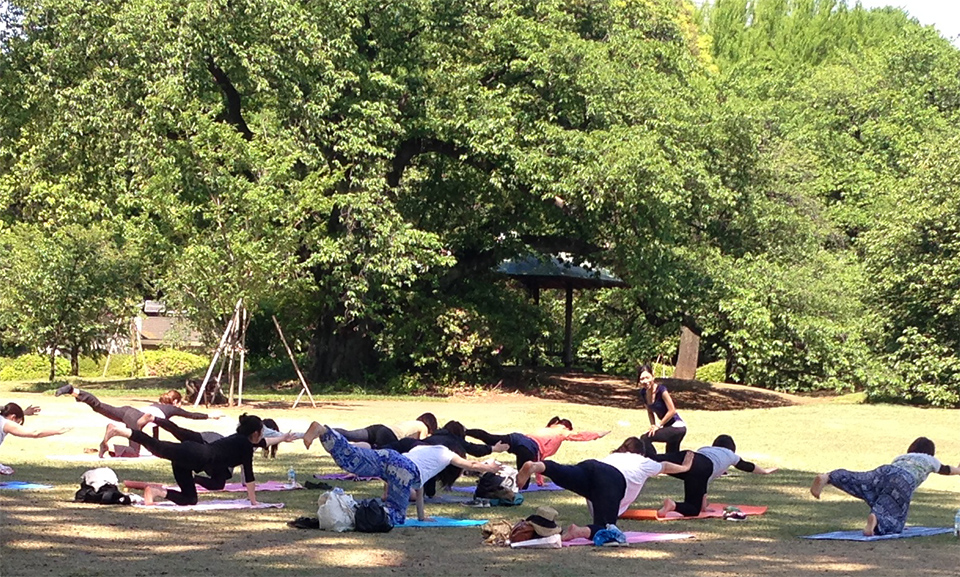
[
  {"x1": 396, "y1": 516, "x2": 488, "y2": 528},
  {"x1": 802, "y1": 526, "x2": 953, "y2": 541},
  {"x1": 0, "y1": 481, "x2": 53, "y2": 490}
]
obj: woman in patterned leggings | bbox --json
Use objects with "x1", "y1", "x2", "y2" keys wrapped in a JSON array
[
  {"x1": 302, "y1": 422, "x2": 501, "y2": 526},
  {"x1": 810, "y1": 437, "x2": 960, "y2": 535}
]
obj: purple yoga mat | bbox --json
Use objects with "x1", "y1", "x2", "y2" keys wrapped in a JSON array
[
  {"x1": 562, "y1": 532, "x2": 694, "y2": 547},
  {"x1": 134, "y1": 499, "x2": 284, "y2": 511},
  {"x1": 450, "y1": 481, "x2": 563, "y2": 493}
]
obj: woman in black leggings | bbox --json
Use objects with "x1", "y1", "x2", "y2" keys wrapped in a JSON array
[
  {"x1": 55, "y1": 385, "x2": 216, "y2": 457},
  {"x1": 637, "y1": 364, "x2": 686, "y2": 455},
  {"x1": 102, "y1": 414, "x2": 276, "y2": 505},
  {"x1": 515, "y1": 437, "x2": 692, "y2": 541}
]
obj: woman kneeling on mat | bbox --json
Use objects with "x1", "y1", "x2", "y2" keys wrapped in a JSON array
[
  {"x1": 515, "y1": 437, "x2": 693, "y2": 542},
  {"x1": 653, "y1": 434, "x2": 777, "y2": 518},
  {"x1": 810, "y1": 436, "x2": 960, "y2": 536},
  {"x1": 103, "y1": 413, "x2": 287, "y2": 506},
  {"x1": 302, "y1": 422, "x2": 502, "y2": 526}
]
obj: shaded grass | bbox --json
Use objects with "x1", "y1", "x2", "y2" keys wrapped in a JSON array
[{"x1": 1, "y1": 389, "x2": 959, "y2": 576}]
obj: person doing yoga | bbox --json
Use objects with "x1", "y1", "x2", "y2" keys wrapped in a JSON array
[
  {"x1": 0, "y1": 403, "x2": 70, "y2": 475},
  {"x1": 465, "y1": 416, "x2": 609, "y2": 488},
  {"x1": 653, "y1": 434, "x2": 777, "y2": 518},
  {"x1": 55, "y1": 385, "x2": 220, "y2": 457},
  {"x1": 332, "y1": 413, "x2": 438, "y2": 449},
  {"x1": 637, "y1": 364, "x2": 685, "y2": 455},
  {"x1": 810, "y1": 436, "x2": 960, "y2": 536},
  {"x1": 515, "y1": 437, "x2": 693, "y2": 542},
  {"x1": 302, "y1": 422, "x2": 502, "y2": 525},
  {"x1": 102, "y1": 413, "x2": 289, "y2": 506}
]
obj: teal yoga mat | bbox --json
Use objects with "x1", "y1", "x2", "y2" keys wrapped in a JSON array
[
  {"x1": 0, "y1": 481, "x2": 53, "y2": 490},
  {"x1": 396, "y1": 516, "x2": 488, "y2": 528}
]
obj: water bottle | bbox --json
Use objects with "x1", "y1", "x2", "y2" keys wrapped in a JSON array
[
  {"x1": 954, "y1": 509, "x2": 960, "y2": 538},
  {"x1": 287, "y1": 466, "x2": 296, "y2": 488}
]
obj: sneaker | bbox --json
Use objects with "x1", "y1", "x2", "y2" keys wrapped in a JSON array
[
  {"x1": 54, "y1": 384, "x2": 73, "y2": 397},
  {"x1": 466, "y1": 498, "x2": 491, "y2": 508},
  {"x1": 304, "y1": 480, "x2": 334, "y2": 491},
  {"x1": 593, "y1": 524, "x2": 627, "y2": 546},
  {"x1": 0, "y1": 464, "x2": 14, "y2": 475},
  {"x1": 723, "y1": 511, "x2": 747, "y2": 521}
]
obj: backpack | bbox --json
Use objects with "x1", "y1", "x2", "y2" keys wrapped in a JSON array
[
  {"x1": 74, "y1": 467, "x2": 132, "y2": 505},
  {"x1": 475, "y1": 472, "x2": 516, "y2": 502},
  {"x1": 354, "y1": 498, "x2": 393, "y2": 533}
]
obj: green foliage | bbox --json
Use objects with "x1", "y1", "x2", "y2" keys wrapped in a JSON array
[
  {"x1": 141, "y1": 350, "x2": 209, "y2": 378},
  {"x1": 0, "y1": 355, "x2": 70, "y2": 381},
  {"x1": 696, "y1": 360, "x2": 726, "y2": 383}
]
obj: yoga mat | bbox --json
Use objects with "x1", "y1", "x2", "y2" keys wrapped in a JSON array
[
  {"x1": 450, "y1": 481, "x2": 563, "y2": 493},
  {"x1": 802, "y1": 527, "x2": 953, "y2": 541},
  {"x1": 134, "y1": 499, "x2": 284, "y2": 511},
  {"x1": 620, "y1": 504, "x2": 767, "y2": 521},
  {"x1": 0, "y1": 481, "x2": 53, "y2": 490},
  {"x1": 47, "y1": 454, "x2": 158, "y2": 463},
  {"x1": 395, "y1": 516, "x2": 488, "y2": 528},
  {"x1": 562, "y1": 531, "x2": 695, "y2": 547},
  {"x1": 123, "y1": 480, "x2": 302, "y2": 492},
  {"x1": 314, "y1": 473, "x2": 380, "y2": 482},
  {"x1": 424, "y1": 494, "x2": 475, "y2": 504}
]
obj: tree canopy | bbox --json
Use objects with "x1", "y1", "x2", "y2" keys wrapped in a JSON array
[{"x1": 1, "y1": 0, "x2": 959, "y2": 405}]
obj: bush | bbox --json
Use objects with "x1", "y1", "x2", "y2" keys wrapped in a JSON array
[
  {"x1": 142, "y1": 349, "x2": 209, "y2": 378},
  {"x1": 0, "y1": 354, "x2": 70, "y2": 381},
  {"x1": 696, "y1": 361, "x2": 726, "y2": 383}
]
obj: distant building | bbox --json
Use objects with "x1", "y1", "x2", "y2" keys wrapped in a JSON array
[{"x1": 135, "y1": 300, "x2": 204, "y2": 349}]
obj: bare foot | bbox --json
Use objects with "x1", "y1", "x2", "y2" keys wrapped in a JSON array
[
  {"x1": 810, "y1": 473, "x2": 829, "y2": 499},
  {"x1": 863, "y1": 513, "x2": 877, "y2": 536},
  {"x1": 143, "y1": 485, "x2": 160, "y2": 506},
  {"x1": 136, "y1": 413, "x2": 155, "y2": 429},
  {"x1": 516, "y1": 461, "x2": 545, "y2": 489},
  {"x1": 98, "y1": 441, "x2": 110, "y2": 459},
  {"x1": 103, "y1": 423, "x2": 123, "y2": 443},
  {"x1": 303, "y1": 422, "x2": 326, "y2": 450},
  {"x1": 657, "y1": 498, "x2": 676, "y2": 518},
  {"x1": 560, "y1": 523, "x2": 591, "y2": 542}
]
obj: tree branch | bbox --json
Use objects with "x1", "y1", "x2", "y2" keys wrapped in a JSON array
[
  {"x1": 206, "y1": 56, "x2": 254, "y2": 141},
  {"x1": 387, "y1": 137, "x2": 496, "y2": 188}
]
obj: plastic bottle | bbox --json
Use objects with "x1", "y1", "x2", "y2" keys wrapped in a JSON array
[
  {"x1": 954, "y1": 509, "x2": 960, "y2": 538},
  {"x1": 287, "y1": 466, "x2": 297, "y2": 488}
]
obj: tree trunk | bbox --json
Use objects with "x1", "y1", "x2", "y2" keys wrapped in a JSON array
[
  {"x1": 70, "y1": 344, "x2": 80, "y2": 376},
  {"x1": 306, "y1": 308, "x2": 378, "y2": 383},
  {"x1": 48, "y1": 351, "x2": 56, "y2": 382}
]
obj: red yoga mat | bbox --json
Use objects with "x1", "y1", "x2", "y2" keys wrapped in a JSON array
[{"x1": 620, "y1": 503, "x2": 767, "y2": 521}]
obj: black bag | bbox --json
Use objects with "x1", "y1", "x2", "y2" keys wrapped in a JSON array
[
  {"x1": 75, "y1": 482, "x2": 132, "y2": 505},
  {"x1": 475, "y1": 472, "x2": 515, "y2": 501},
  {"x1": 354, "y1": 498, "x2": 393, "y2": 533}
]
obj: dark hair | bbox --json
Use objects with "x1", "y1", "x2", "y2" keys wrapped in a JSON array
[
  {"x1": 546, "y1": 416, "x2": 573, "y2": 430},
  {"x1": 712, "y1": 434, "x2": 736, "y2": 452},
  {"x1": 236, "y1": 414, "x2": 263, "y2": 437},
  {"x1": 416, "y1": 413, "x2": 438, "y2": 435},
  {"x1": 636, "y1": 363, "x2": 654, "y2": 385},
  {"x1": 440, "y1": 420, "x2": 466, "y2": 439},
  {"x1": 613, "y1": 436, "x2": 647, "y2": 456},
  {"x1": 159, "y1": 390, "x2": 182, "y2": 405},
  {"x1": 907, "y1": 437, "x2": 935, "y2": 456},
  {"x1": 1, "y1": 402, "x2": 24, "y2": 424}
]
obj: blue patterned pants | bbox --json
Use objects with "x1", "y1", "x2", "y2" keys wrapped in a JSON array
[
  {"x1": 828, "y1": 465, "x2": 917, "y2": 535},
  {"x1": 321, "y1": 427, "x2": 421, "y2": 526}
]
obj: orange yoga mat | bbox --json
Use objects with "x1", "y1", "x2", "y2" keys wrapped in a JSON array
[{"x1": 620, "y1": 503, "x2": 767, "y2": 521}]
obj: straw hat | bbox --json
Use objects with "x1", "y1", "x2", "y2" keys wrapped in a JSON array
[{"x1": 525, "y1": 505, "x2": 561, "y2": 537}]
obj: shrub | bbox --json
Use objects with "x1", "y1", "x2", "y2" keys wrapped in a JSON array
[
  {"x1": 142, "y1": 349, "x2": 209, "y2": 377},
  {"x1": 0, "y1": 354, "x2": 70, "y2": 381},
  {"x1": 696, "y1": 361, "x2": 726, "y2": 383}
]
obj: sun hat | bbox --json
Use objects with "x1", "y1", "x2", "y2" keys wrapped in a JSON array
[{"x1": 525, "y1": 505, "x2": 561, "y2": 537}]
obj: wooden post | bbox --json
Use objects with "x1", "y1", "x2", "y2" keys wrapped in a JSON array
[
  {"x1": 673, "y1": 325, "x2": 701, "y2": 380},
  {"x1": 237, "y1": 306, "x2": 248, "y2": 407},
  {"x1": 194, "y1": 299, "x2": 243, "y2": 408},
  {"x1": 272, "y1": 315, "x2": 316, "y2": 408},
  {"x1": 563, "y1": 283, "x2": 574, "y2": 368}
]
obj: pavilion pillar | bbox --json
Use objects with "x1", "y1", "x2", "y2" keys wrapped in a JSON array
[{"x1": 563, "y1": 283, "x2": 573, "y2": 368}]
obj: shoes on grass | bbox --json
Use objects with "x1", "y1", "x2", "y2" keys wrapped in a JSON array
[{"x1": 593, "y1": 524, "x2": 627, "y2": 546}]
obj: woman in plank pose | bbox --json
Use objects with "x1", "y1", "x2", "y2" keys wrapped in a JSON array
[{"x1": 811, "y1": 436, "x2": 960, "y2": 536}]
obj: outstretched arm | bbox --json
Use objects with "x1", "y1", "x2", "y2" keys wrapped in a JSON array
[
  {"x1": 563, "y1": 430, "x2": 610, "y2": 442},
  {"x1": 2, "y1": 420, "x2": 70, "y2": 439},
  {"x1": 659, "y1": 451, "x2": 694, "y2": 475},
  {"x1": 937, "y1": 463, "x2": 960, "y2": 475},
  {"x1": 450, "y1": 455, "x2": 502, "y2": 475}
]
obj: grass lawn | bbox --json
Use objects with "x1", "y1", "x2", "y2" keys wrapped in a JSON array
[{"x1": 1, "y1": 381, "x2": 958, "y2": 577}]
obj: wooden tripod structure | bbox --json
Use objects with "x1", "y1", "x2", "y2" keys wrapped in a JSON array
[{"x1": 192, "y1": 299, "x2": 317, "y2": 408}]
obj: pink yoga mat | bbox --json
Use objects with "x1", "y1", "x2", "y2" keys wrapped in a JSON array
[
  {"x1": 314, "y1": 473, "x2": 380, "y2": 481},
  {"x1": 620, "y1": 503, "x2": 767, "y2": 521},
  {"x1": 562, "y1": 532, "x2": 694, "y2": 547},
  {"x1": 123, "y1": 480, "x2": 301, "y2": 492}
]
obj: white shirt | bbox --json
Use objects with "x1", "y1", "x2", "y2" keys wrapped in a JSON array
[
  {"x1": 0, "y1": 416, "x2": 8, "y2": 447},
  {"x1": 600, "y1": 452, "x2": 664, "y2": 514},
  {"x1": 404, "y1": 445, "x2": 458, "y2": 484},
  {"x1": 697, "y1": 447, "x2": 742, "y2": 481}
]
